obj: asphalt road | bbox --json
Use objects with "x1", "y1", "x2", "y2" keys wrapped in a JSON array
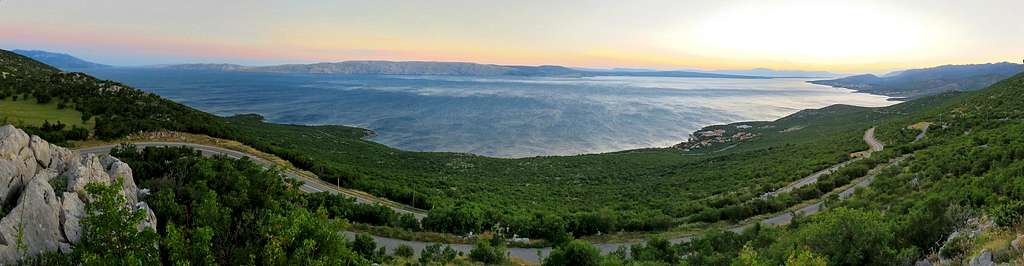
[
  {"x1": 914, "y1": 124, "x2": 930, "y2": 142},
  {"x1": 75, "y1": 142, "x2": 428, "y2": 219},
  {"x1": 864, "y1": 127, "x2": 884, "y2": 152}
]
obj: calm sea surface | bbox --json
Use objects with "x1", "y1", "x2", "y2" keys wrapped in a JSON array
[{"x1": 82, "y1": 68, "x2": 894, "y2": 157}]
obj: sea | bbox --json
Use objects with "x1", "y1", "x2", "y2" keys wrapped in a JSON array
[{"x1": 80, "y1": 68, "x2": 895, "y2": 158}]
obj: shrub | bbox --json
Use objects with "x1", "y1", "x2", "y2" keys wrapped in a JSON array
[
  {"x1": 988, "y1": 200, "x2": 1024, "y2": 227},
  {"x1": 542, "y1": 240, "x2": 601, "y2": 266},
  {"x1": 468, "y1": 239, "x2": 507, "y2": 264},
  {"x1": 939, "y1": 234, "x2": 972, "y2": 259},
  {"x1": 394, "y1": 244, "x2": 414, "y2": 258}
]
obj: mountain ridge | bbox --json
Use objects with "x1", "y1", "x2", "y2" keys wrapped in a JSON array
[
  {"x1": 11, "y1": 49, "x2": 110, "y2": 70},
  {"x1": 811, "y1": 62, "x2": 1024, "y2": 99},
  {"x1": 158, "y1": 60, "x2": 770, "y2": 78}
]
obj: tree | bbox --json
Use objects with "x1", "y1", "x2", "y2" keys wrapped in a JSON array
[
  {"x1": 542, "y1": 240, "x2": 601, "y2": 266},
  {"x1": 352, "y1": 233, "x2": 377, "y2": 258},
  {"x1": 784, "y1": 249, "x2": 827, "y2": 266},
  {"x1": 164, "y1": 223, "x2": 216, "y2": 266},
  {"x1": 630, "y1": 237, "x2": 678, "y2": 264},
  {"x1": 733, "y1": 244, "x2": 769, "y2": 266},
  {"x1": 468, "y1": 238, "x2": 506, "y2": 264},
  {"x1": 75, "y1": 180, "x2": 160, "y2": 266},
  {"x1": 770, "y1": 208, "x2": 897, "y2": 265},
  {"x1": 394, "y1": 244, "x2": 414, "y2": 258},
  {"x1": 419, "y1": 244, "x2": 457, "y2": 265}
]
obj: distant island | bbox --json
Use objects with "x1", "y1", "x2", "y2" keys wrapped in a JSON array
[
  {"x1": 810, "y1": 62, "x2": 1024, "y2": 99},
  {"x1": 13, "y1": 49, "x2": 835, "y2": 79},
  {"x1": 156, "y1": 61, "x2": 771, "y2": 78}
]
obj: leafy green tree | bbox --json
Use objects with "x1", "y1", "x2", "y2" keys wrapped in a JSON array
[
  {"x1": 732, "y1": 244, "x2": 768, "y2": 266},
  {"x1": 394, "y1": 244, "x2": 414, "y2": 258},
  {"x1": 75, "y1": 180, "x2": 160, "y2": 266},
  {"x1": 543, "y1": 240, "x2": 601, "y2": 266},
  {"x1": 989, "y1": 200, "x2": 1024, "y2": 227},
  {"x1": 352, "y1": 233, "x2": 377, "y2": 258},
  {"x1": 630, "y1": 237, "x2": 678, "y2": 265},
  {"x1": 468, "y1": 238, "x2": 507, "y2": 264},
  {"x1": 769, "y1": 208, "x2": 897, "y2": 265},
  {"x1": 784, "y1": 249, "x2": 827, "y2": 266},
  {"x1": 164, "y1": 223, "x2": 216, "y2": 266},
  {"x1": 419, "y1": 244, "x2": 457, "y2": 265},
  {"x1": 262, "y1": 208, "x2": 364, "y2": 265}
]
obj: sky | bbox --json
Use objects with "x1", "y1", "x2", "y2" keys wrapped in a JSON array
[{"x1": 1, "y1": 0, "x2": 1022, "y2": 73}]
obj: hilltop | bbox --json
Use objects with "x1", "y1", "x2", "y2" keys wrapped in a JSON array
[
  {"x1": 811, "y1": 62, "x2": 1024, "y2": 99},
  {"x1": 11, "y1": 50, "x2": 110, "y2": 70}
]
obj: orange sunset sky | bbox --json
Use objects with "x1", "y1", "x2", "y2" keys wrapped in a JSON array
[{"x1": 2, "y1": 0, "x2": 1022, "y2": 73}]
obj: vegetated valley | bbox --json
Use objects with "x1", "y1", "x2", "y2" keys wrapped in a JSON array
[{"x1": 2, "y1": 48, "x2": 1023, "y2": 265}]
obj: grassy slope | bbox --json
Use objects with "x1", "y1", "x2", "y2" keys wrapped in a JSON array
[{"x1": 0, "y1": 97, "x2": 93, "y2": 128}]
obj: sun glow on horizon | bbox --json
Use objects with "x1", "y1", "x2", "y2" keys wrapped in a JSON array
[
  {"x1": 678, "y1": 2, "x2": 949, "y2": 66},
  {"x1": 1, "y1": 0, "x2": 1020, "y2": 73}
]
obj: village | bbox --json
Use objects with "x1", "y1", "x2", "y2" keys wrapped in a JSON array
[{"x1": 674, "y1": 124, "x2": 760, "y2": 151}]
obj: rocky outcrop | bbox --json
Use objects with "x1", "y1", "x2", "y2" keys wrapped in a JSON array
[
  {"x1": 0, "y1": 125, "x2": 155, "y2": 263},
  {"x1": 968, "y1": 249, "x2": 993, "y2": 266},
  {"x1": 1012, "y1": 234, "x2": 1023, "y2": 252}
]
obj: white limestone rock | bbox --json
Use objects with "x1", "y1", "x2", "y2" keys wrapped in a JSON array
[
  {"x1": 0, "y1": 172, "x2": 63, "y2": 260},
  {"x1": 66, "y1": 154, "x2": 111, "y2": 198},
  {"x1": 968, "y1": 249, "x2": 994, "y2": 266},
  {"x1": 1011, "y1": 234, "x2": 1023, "y2": 252},
  {"x1": 29, "y1": 135, "x2": 51, "y2": 168},
  {"x1": 0, "y1": 125, "x2": 29, "y2": 159},
  {"x1": 0, "y1": 125, "x2": 155, "y2": 263},
  {"x1": 137, "y1": 202, "x2": 157, "y2": 231},
  {"x1": 101, "y1": 155, "x2": 138, "y2": 204},
  {"x1": 60, "y1": 192, "x2": 84, "y2": 244}
]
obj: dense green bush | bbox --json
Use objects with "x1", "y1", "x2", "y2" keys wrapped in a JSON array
[
  {"x1": 468, "y1": 238, "x2": 507, "y2": 264},
  {"x1": 543, "y1": 240, "x2": 602, "y2": 266}
]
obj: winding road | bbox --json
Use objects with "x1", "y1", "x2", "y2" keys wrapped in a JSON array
[
  {"x1": 864, "y1": 127, "x2": 884, "y2": 152},
  {"x1": 76, "y1": 127, "x2": 887, "y2": 263},
  {"x1": 75, "y1": 142, "x2": 428, "y2": 219},
  {"x1": 353, "y1": 127, "x2": 894, "y2": 263}
]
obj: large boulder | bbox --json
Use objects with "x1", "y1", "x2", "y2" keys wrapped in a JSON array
[
  {"x1": 60, "y1": 192, "x2": 85, "y2": 244},
  {"x1": 100, "y1": 155, "x2": 138, "y2": 204},
  {"x1": 0, "y1": 125, "x2": 154, "y2": 263},
  {"x1": 0, "y1": 171, "x2": 64, "y2": 260},
  {"x1": 29, "y1": 136, "x2": 51, "y2": 168},
  {"x1": 1012, "y1": 234, "x2": 1023, "y2": 252},
  {"x1": 0, "y1": 125, "x2": 29, "y2": 158},
  {"x1": 968, "y1": 249, "x2": 994, "y2": 266}
]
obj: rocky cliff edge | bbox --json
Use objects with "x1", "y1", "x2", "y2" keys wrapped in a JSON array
[{"x1": 0, "y1": 125, "x2": 155, "y2": 262}]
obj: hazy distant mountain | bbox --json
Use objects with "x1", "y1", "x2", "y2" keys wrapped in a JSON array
[
  {"x1": 163, "y1": 60, "x2": 767, "y2": 78},
  {"x1": 11, "y1": 49, "x2": 110, "y2": 69},
  {"x1": 584, "y1": 69, "x2": 767, "y2": 79},
  {"x1": 708, "y1": 68, "x2": 839, "y2": 78},
  {"x1": 156, "y1": 63, "x2": 247, "y2": 71},
  {"x1": 810, "y1": 62, "x2": 1024, "y2": 99}
]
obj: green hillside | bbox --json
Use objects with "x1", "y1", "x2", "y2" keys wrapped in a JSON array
[
  {"x1": 671, "y1": 72, "x2": 1024, "y2": 266},
  {"x1": 0, "y1": 48, "x2": 992, "y2": 241},
  {"x1": 4, "y1": 47, "x2": 1024, "y2": 264}
]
